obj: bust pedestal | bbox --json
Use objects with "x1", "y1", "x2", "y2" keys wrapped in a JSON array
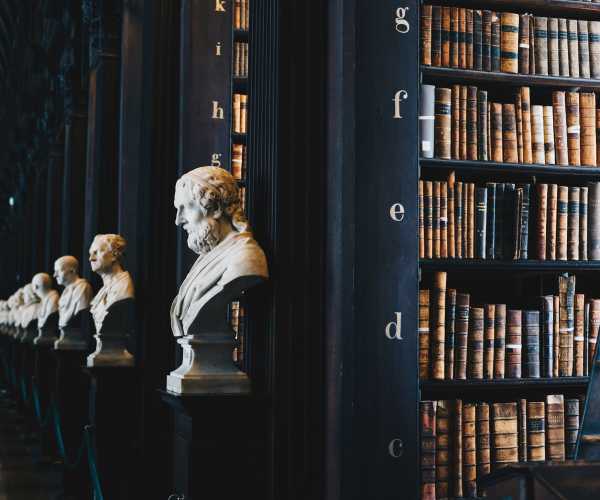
[
  {"x1": 20, "y1": 323, "x2": 38, "y2": 344},
  {"x1": 87, "y1": 299, "x2": 135, "y2": 367},
  {"x1": 55, "y1": 310, "x2": 92, "y2": 351},
  {"x1": 33, "y1": 341, "x2": 57, "y2": 459},
  {"x1": 33, "y1": 312, "x2": 59, "y2": 347}
]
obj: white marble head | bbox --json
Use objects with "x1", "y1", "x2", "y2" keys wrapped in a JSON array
[
  {"x1": 54, "y1": 255, "x2": 80, "y2": 287},
  {"x1": 23, "y1": 284, "x2": 39, "y2": 305},
  {"x1": 32, "y1": 273, "x2": 53, "y2": 299},
  {"x1": 89, "y1": 234, "x2": 127, "y2": 275},
  {"x1": 174, "y1": 166, "x2": 248, "y2": 256}
]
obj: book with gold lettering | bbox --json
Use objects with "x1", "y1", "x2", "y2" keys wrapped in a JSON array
[
  {"x1": 478, "y1": 90, "x2": 488, "y2": 161},
  {"x1": 494, "y1": 304, "x2": 506, "y2": 379},
  {"x1": 448, "y1": 173, "x2": 456, "y2": 259},
  {"x1": 516, "y1": 92, "x2": 523, "y2": 163},
  {"x1": 451, "y1": 85, "x2": 460, "y2": 159},
  {"x1": 580, "y1": 92, "x2": 596, "y2": 167},
  {"x1": 474, "y1": 10, "x2": 482, "y2": 71},
  {"x1": 523, "y1": 310, "x2": 540, "y2": 378},
  {"x1": 506, "y1": 309, "x2": 522, "y2": 379},
  {"x1": 476, "y1": 403, "x2": 491, "y2": 480},
  {"x1": 491, "y1": 402, "x2": 518, "y2": 469},
  {"x1": 569, "y1": 19, "x2": 580, "y2": 78},
  {"x1": 578, "y1": 20, "x2": 591, "y2": 79},
  {"x1": 534, "y1": 16, "x2": 549, "y2": 76},
  {"x1": 463, "y1": 403, "x2": 477, "y2": 497},
  {"x1": 436, "y1": 401, "x2": 450, "y2": 498},
  {"x1": 557, "y1": 185, "x2": 569, "y2": 260},
  {"x1": 441, "y1": 7, "x2": 451, "y2": 67},
  {"x1": 548, "y1": 18, "x2": 560, "y2": 76},
  {"x1": 565, "y1": 398, "x2": 579, "y2": 459},
  {"x1": 433, "y1": 181, "x2": 441, "y2": 259},
  {"x1": 559, "y1": 18, "x2": 570, "y2": 77},
  {"x1": 460, "y1": 86, "x2": 468, "y2": 160},
  {"x1": 468, "y1": 183, "x2": 475, "y2": 258},
  {"x1": 441, "y1": 182, "x2": 448, "y2": 258},
  {"x1": 468, "y1": 307, "x2": 484, "y2": 379},
  {"x1": 521, "y1": 87, "x2": 533, "y2": 164},
  {"x1": 451, "y1": 7, "x2": 460, "y2": 68},
  {"x1": 547, "y1": 184, "x2": 558, "y2": 260},
  {"x1": 553, "y1": 91, "x2": 569, "y2": 166},
  {"x1": 455, "y1": 294, "x2": 470, "y2": 380},
  {"x1": 435, "y1": 87, "x2": 452, "y2": 159},
  {"x1": 419, "y1": 180, "x2": 425, "y2": 259},
  {"x1": 580, "y1": 186, "x2": 588, "y2": 261},
  {"x1": 518, "y1": 398, "x2": 527, "y2": 462},
  {"x1": 546, "y1": 394, "x2": 565, "y2": 461},
  {"x1": 542, "y1": 296, "x2": 554, "y2": 378},
  {"x1": 425, "y1": 181, "x2": 433, "y2": 259},
  {"x1": 445, "y1": 289, "x2": 457, "y2": 380},
  {"x1": 491, "y1": 102, "x2": 503, "y2": 162},
  {"x1": 456, "y1": 181, "x2": 463, "y2": 258},
  {"x1": 536, "y1": 184, "x2": 548, "y2": 260},
  {"x1": 565, "y1": 91, "x2": 579, "y2": 166},
  {"x1": 431, "y1": 271, "x2": 447, "y2": 380},
  {"x1": 491, "y1": 16, "x2": 501, "y2": 72},
  {"x1": 500, "y1": 12, "x2": 519, "y2": 74},
  {"x1": 475, "y1": 187, "x2": 487, "y2": 259},
  {"x1": 419, "y1": 289, "x2": 430, "y2": 380},
  {"x1": 484, "y1": 304, "x2": 495, "y2": 379},
  {"x1": 519, "y1": 14, "x2": 530, "y2": 75},
  {"x1": 466, "y1": 9, "x2": 474, "y2": 69},
  {"x1": 453, "y1": 400, "x2": 463, "y2": 498},
  {"x1": 420, "y1": 401, "x2": 437, "y2": 500},
  {"x1": 502, "y1": 104, "x2": 518, "y2": 163},
  {"x1": 568, "y1": 187, "x2": 580, "y2": 260},
  {"x1": 459, "y1": 8, "x2": 467, "y2": 69},
  {"x1": 527, "y1": 401, "x2": 546, "y2": 462},
  {"x1": 482, "y1": 10, "x2": 493, "y2": 71},
  {"x1": 575, "y1": 293, "x2": 585, "y2": 377},
  {"x1": 467, "y1": 86, "x2": 478, "y2": 160}
]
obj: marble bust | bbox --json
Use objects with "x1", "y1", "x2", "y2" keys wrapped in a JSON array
[
  {"x1": 31, "y1": 273, "x2": 60, "y2": 346},
  {"x1": 8, "y1": 289, "x2": 24, "y2": 337},
  {"x1": 20, "y1": 283, "x2": 41, "y2": 342},
  {"x1": 87, "y1": 234, "x2": 135, "y2": 366},
  {"x1": 167, "y1": 166, "x2": 268, "y2": 394}
]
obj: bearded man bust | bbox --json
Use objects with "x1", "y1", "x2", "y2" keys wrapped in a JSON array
[{"x1": 167, "y1": 166, "x2": 268, "y2": 394}]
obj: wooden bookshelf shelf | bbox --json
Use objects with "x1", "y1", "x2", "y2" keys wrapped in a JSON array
[
  {"x1": 231, "y1": 132, "x2": 247, "y2": 143},
  {"x1": 426, "y1": 0, "x2": 600, "y2": 17},
  {"x1": 420, "y1": 259, "x2": 600, "y2": 272}
]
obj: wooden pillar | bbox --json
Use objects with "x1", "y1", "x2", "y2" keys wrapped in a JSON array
[{"x1": 45, "y1": 143, "x2": 64, "y2": 272}]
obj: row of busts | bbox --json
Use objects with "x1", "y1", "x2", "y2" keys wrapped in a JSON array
[{"x1": 0, "y1": 234, "x2": 135, "y2": 367}]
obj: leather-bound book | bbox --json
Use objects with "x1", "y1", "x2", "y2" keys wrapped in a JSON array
[
  {"x1": 491, "y1": 16, "x2": 501, "y2": 72},
  {"x1": 531, "y1": 105, "x2": 546, "y2": 164},
  {"x1": 419, "y1": 180, "x2": 425, "y2": 259},
  {"x1": 445, "y1": 289, "x2": 457, "y2": 380},
  {"x1": 491, "y1": 103, "x2": 503, "y2": 162},
  {"x1": 486, "y1": 183, "x2": 497, "y2": 259},
  {"x1": 559, "y1": 18, "x2": 570, "y2": 77},
  {"x1": 460, "y1": 86, "x2": 468, "y2": 160},
  {"x1": 451, "y1": 7, "x2": 460, "y2": 68},
  {"x1": 476, "y1": 187, "x2": 487, "y2": 259},
  {"x1": 565, "y1": 399, "x2": 579, "y2": 459},
  {"x1": 463, "y1": 403, "x2": 477, "y2": 497},
  {"x1": 466, "y1": 9, "x2": 474, "y2": 69},
  {"x1": 559, "y1": 275, "x2": 575, "y2": 376},
  {"x1": 436, "y1": 400, "x2": 451, "y2": 497},
  {"x1": 545, "y1": 394, "x2": 565, "y2": 461},
  {"x1": 474, "y1": 10, "x2": 483, "y2": 71},
  {"x1": 547, "y1": 184, "x2": 558, "y2": 260},
  {"x1": 503, "y1": 184, "x2": 516, "y2": 259},
  {"x1": 441, "y1": 7, "x2": 451, "y2": 67},
  {"x1": 520, "y1": 184, "x2": 531, "y2": 260},
  {"x1": 452, "y1": 85, "x2": 461, "y2": 159},
  {"x1": 585, "y1": 301, "x2": 589, "y2": 376},
  {"x1": 519, "y1": 14, "x2": 530, "y2": 74},
  {"x1": 537, "y1": 184, "x2": 548, "y2": 260},
  {"x1": 491, "y1": 402, "x2": 518, "y2": 469},
  {"x1": 484, "y1": 304, "x2": 496, "y2": 379},
  {"x1": 421, "y1": 4, "x2": 433, "y2": 65},
  {"x1": 568, "y1": 187, "x2": 580, "y2": 260},
  {"x1": 431, "y1": 271, "x2": 447, "y2": 380},
  {"x1": 468, "y1": 307, "x2": 484, "y2": 379},
  {"x1": 462, "y1": 183, "x2": 469, "y2": 258},
  {"x1": 501, "y1": 13, "x2": 519, "y2": 73},
  {"x1": 518, "y1": 399, "x2": 527, "y2": 462},
  {"x1": 542, "y1": 296, "x2": 554, "y2": 378},
  {"x1": 468, "y1": 183, "x2": 475, "y2": 258},
  {"x1": 420, "y1": 84, "x2": 436, "y2": 159},
  {"x1": 575, "y1": 294, "x2": 585, "y2": 376},
  {"x1": 589, "y1": 21, "x2": 600, "y2": 79},
  {"x1": 506, "y1": 309, "x2": 522, "y2": 378},
  {"x1": 580, "y1": 92, "x2": 597, "y2": 166},
  {"x1": 552, "y1": 91, "x2": 569, "y2": 166},
  {"x1": 419, "y1": 289, "x2": 430, "y2": 380},
  {"x1": 534, "y1": 17, "x2": 549, "y2": 75},
  {"x1": 467, "y1": 86, "x2": 478, "y2": 160},
  {"x1": 589, "y1": 299, "x2": 600, "y2": 370},
  {"x1": 589, "y1": 182, "x2": 600, "y2": 260},
  {"x1": 524, "y1": 310, "x2": 541, "y2": 378},
  {"x1": 478, "y1": 90, "x2": 488, "y2": 161},
  {"x1": 580, "y1": 186, "x2": 588, "y2": 260},
  {"x1": 495, "y1": 184, "x2": 505, "y2": 260},
  {"x1": 516, "y1": 92, "x2": 523, "y2": 163},
  {"x1": 579, "y1": 20, "x2": 591, "y2": 79},
  {"x1": 569, "y1": 20, "x2": 580, "y2": 78},
  {"x1": 543, "y1": 106, "x2": 556, "y2": 165},
  {"x1": 435, "y1": 87, "x2": 452, "y2": 159},
  {"x1": 513, "y1": 188, "x2": 523, "y2": 260},
  {"x1": 548, "y1": 18, "x2": 560, "y2": 76},
  {"x1": 453, "y1": 400, "x2": 464, "y2": 498},
  {"x1": 557, "y1": 185, "x2": 569, "y2": 260},
  {"x1": 503, "y1": 104, "x2": 518, "y2": 163},
  {"x1": 433, "y1": 181, "x2": 441, "y2": 258},
  {"x1": 459, "y1": 8, "x2": 467, "y2": 69},
  {"x1": 529, "y1": 15, "x2": 536, "y2": 74},
  {"x1": 483, "y1": 10, "x2": 493, "y2": 71},
  {"x1": 425, "y1": 181, "x2": 433, "y2": 258},
  {"x1": 521, "y1": 87, "x2": 533, "y2": 164},
  {"x1": 448, "y1": 173, "x2": 456, "y2": 259},
  {"x1": 494, "y1": 304, "x2": 506, "y2": 378},
  {"x1": 441, "y1": 182, "x2": 448, "y2": 258},
  {"x1": 420, "y1": 401, "x2": 437, "y2": 500},
  {"x1": 554, "y1": 296, "x2": 560, "y2": 377},
  {"x1": 239, "y1": 94, "x2": 247, "y2": 134},
  {"x1": 455, "y1": 294, "x2": 470, "y2": 380},
  {"x1": 476, "y1": 403, "x2": 491, "y2": 479},
  {"x1": 456, "y1": 182, "x2": 463, "y2": 258},
  {"x1": 527, "y1": 402, "x2": 546, "y2": 462}
]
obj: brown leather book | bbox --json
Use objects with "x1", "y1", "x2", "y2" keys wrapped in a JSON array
[
  {"x1": 569, "y1": 19, "x2": 580, "y2": 78},
  {"x1": 419, "y1": 180, "x2": 425, "y2": 259},
  {"x1": 455, "y1": 294, "x2": 470, "y2": 380},
  {"x1": 431, "y1": 271, "x2": 447, "y2": 380},
  {"x1": 425, "y1": 181, "x2": 433, "y2": 258},
  {"x1": 436, "y1": 400, "x2": 451, "y2": 497},
  {"x1": 419, "y1": 289, "x2": 430, "y2": 380},
  {"x1": 476, "y1": 403, "x2": 491, "y2": 479},
  {"x1": 420, "y1": 401, "x2": 437, "y2": 500},
  {"x1": 501, "y1": 13, "x2": 519, "y2": 74},
  {"x1": 547, "y1": 184, "x2": 558, "y2": 260},
  {"x1": 503, "y1": 104, "x2": 518, "y2": 163},
  {"x1": 559, "y1": 275, "x2": 575, "y2": 376},
  {"x1": 467, "y1": 86, "x2": 478, "y2": 160},
  {"x1": 543, "y1": 106, "x2": 556, "y2": 165},
  {"x1": 566, "y1": 92, "x2": 581, "y2": 166},
  {"x1": 534, "y1": 16, "x2": 549, "y2": 75},
  {"x1": 478, "y1": 90, "x2": 488, "y2": 161},
  {"x1": 527, "y1": 401, "x2": 546, "y2": 462},
  {"x1": 491, "y1": 103, "x2": 504, "y2": 162},
  {"x1": 524, "y1": 311, "x2": 541, "y2": 378},
  {"x1": 506, "y1": 309, "x2": 522, "y2": 378},
  {"x1": 445, "y1": 289, "x2": 457, "y2": 379},
  {"x1": 491, "y1": 402, "x2": 518, "y2": 469},
  {"x1": 466, "y1": 9, "x2": 474, "y2": 69},
  {"x1": 435, "y1": 87, "x2": 452, "y2": 160},
  {"x1": 484, "y1": 304, "x2": 495, "y2": 379},
  {"x1": 456, "y1": 182, "x2": 463, "y2": 258},
  {"x1": 557, "y1": 186, "x2": 569, "y2": 260},
  {"x1": 239, "y1": 94, "x2": 247, "y2": 134},
  {"x1": 521, "y1": 87, "x2": 533, "y2": 164},
  {"x1": 515, "y1": 92, "x2": 523, "y2": 163},
  {"x1": 537, "y1": 184, "x2": 548, "y2": 260},
  {"x1": 565, "y1": 399, "x2": 579, "y2": 459},
  {"x1": 568, "y1": 187, "x2": 580, "y2": 260},
  {"x1": 548, "y1": 18, "x2": 560, "y2": 76},
  {"x1": 492, "y1": 15, "x2": 501, "y2": 72},
  {"x1": 559, "y1": 18, "x2": 570, "y2": 77},
  {"x1": 451, "y1": 7, "x2": 460, "y2": 68},
  {"x1": 529, "y1": 15, "x2": 536, "y2": 74},
  {"x1": 531, "y1": 105, "x2": 546, "y2": 165},
  {"x1": 519, "y1": 14, "x2": 530, "y2": 74},
  {"x1": 518, "y1": 399, "x2": 527, "y2": 462},
  {"x1": 590, "y1": 182, "x2": 600, "y2": 261},
  {"x1": 460, "y1": 86, "x2": 468, "y2": 160},
  {"x1": 441, "y1": 7, "x2": 451, "y2": 67},
  {"x1": 579, "y1": 20, "x2": 591, "y2": 79},
  {"x1": 542, "y1": 296, "x2": 554, "y2": 377},
  {"x1": 441, "y1": 182, "x2": 448, "y2": 258},
  {"x1": 494, "y1": 304, "x2": 506, "y2": 379},
  {"x1": 589, "y1": 21, "x2": 600, "y2": 79},
  {"x1": 580, "y1": 186, "x2": 588, "y2": 261},
  {"x1": 468, "y1": 307, "x2": 484, "y2": 379},
  {"x1": 433, "y1": 181, "x2": 441, "y2": 259},
  {"x1": 459, "y1": 8, "x2": 467, "y2": 69},
  {"x1": 554, "y1": 295, "x2": 560, "y2": 377},
  {"x1": 463, "y1": 403, "x2": 477, "y2": 497},
  {"x1": 575, "y1": 294, "x2": 585, "y2": 376},
  {"x1": 448, "y1": 173, "x2": 456, "y2": 259},
  {"x1": 451, "y1": 85, "x2": 461, "y2": 159},
  {"x1": 463, "y1": 183, "x2": 469, "y2": 258},
  {"x1": 580, "y1": 92, "x2": 597, "y2": 166},
  {"x1": 453, "y1": 400, "x2": 463, "y2": 498},
  {"x1": 468, "y1": 183, "x2": 475, "y2": 258},
  {"x1": 483, "y1": 10, "x2": 493, "y2": 71},
  {"x1": 589, "y1": 299, "x2": 600, "y2": 368},
  {"x1": 552, "y1": 91, "x2": 569, "y2": 166},
  {"x1": 545, "y1": 394, "x2": 565, "y2": 461}
]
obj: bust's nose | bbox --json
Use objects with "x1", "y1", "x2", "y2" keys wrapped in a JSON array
[{"x1": 175, "y1": 206, "x2": 185, "y2": 226}]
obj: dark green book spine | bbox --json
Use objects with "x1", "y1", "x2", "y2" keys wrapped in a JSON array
[
  {"x1": 476, "y1": 187, "x2": 488, "y2": 259},
  {"x1": 520, "y1": 184, "x2": 530, "y2": 260},
  {"x1": 486, "y1": 183, "x2": 496, "y2": 259},
  {"x1": 491, "y1": 18, "x2": 501, "y2": 72},
  {"x1": 482, "y1": 10, "x2": 492, "y2": 71},
  {"x1": 474, "y1": 10, "x2": 483, "y2": 71},
  {"x1": 503, "y1": 184, "x2": 516, "y2": 260},
  {"x1": 495, "y1": 183, "x2": 505, "y2": 260}
]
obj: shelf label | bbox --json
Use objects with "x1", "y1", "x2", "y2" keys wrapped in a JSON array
[
  {"x1": 395, "y1": 7, "x2": 410, "y2": 34},
  {"x1": 216, "y1": 42, "x2": 222, "y2": 56},
  {"x1": 389, "y1": 203, "x2": 405, "y2": 222},
  {"x1": 215, "y1": 0, "x2": 226, "y2": 12},
  {"x1": 393, "y1": 90, "x2": 408, "y2": 119},
  {"x1": 212, "y1": 101, "x2": 225, "y2": 120},
  {"x1": 385, "y1": 312, "x2": 403, "y2": 340},
  {"x1": 211, "y1": 153, "x2": 222, "y2": 167},
  {"x1": 388, "y1": 438, "x2": 404, "y2": 458}
]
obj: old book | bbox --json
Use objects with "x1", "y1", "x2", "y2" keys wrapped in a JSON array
[
  {"x1": 445, "y1": 289, "x2": 457, "y2": 380},
  {"x1": 476, "y1": 187, "x2": 487, "y2": 259},
  {"x1": 463, "y1": 403, "x2": 477, "y2": 497},
  {"x1": 542, "y1": 296, "x2": 554, "y2": 378},
  {"x1": 491, "y1": 16, "x2": 501, "y2": 72},
  {"x1": 491, "y1": 402, "x2": 518, "y2": 468},
  {"x1": 548, "y1": 18, "x2": 560, "y2": 76},
  {"x1": 575, "y1": 294, "x2": 585, "y2": 376},
  {"x1": 419, "y1": 289, "x2": 430, "y2": 380},
  {"x1": 463, "y1": 182, "x2": 469, "y2": 258},
  {"x1": 456, "y1": 182, "x2": 463, "y2": 258},
  {"x1": 557, "y1": 186, "x2": 569, "y2": 260},
  {"x1": 491, "y1": 103, "x2": 503, "y2": 162},
  {"x1": 589, "y1": 182, "x2": 600, "y2": 260},
  {"x1": 431, "y1": 271, "x2": 447, "y2": 380},
  {"x1": 547, "y1": 184, "x2": 558, "y2": 260},
  {"x1": 451, "y1": 85, "x2": 461, "y2": 159},
  {"x1": 503, "y1": 104, "x2": 518, "y2": 163},
  {"x1": 527, "y1": 402, "x2": 546, "y2": 462},
  {"x1": 529, "y1": 15, "x2": 536, "y2": 74},
  {"x1": 420, "y1": 401, "x2": 437, "y2": 500},
  {"x1": 232, "y1": 143, "x2": 244, "y2": 179},
  {"x1": 448, "y1": 173, "x2": 456, "y2": 259},
  {"x1": 589, "y1": 299, "x2": 600, "y2": 368},
  {"x1": 506, "y1": 309, "x2": 522, "y2": 379},
  {"x1": 537, "y1": 184, "x2": 548, "y2": 260},
  {"x1": 554, "y1": 295, "x2": 560, "y2": 377},
  {"x1": 494, "y1": 304, "x2": 506, "y2": 378},
  {"x1": 552, "y1": 91, "x2": 569, "y2": 166},
  {"x1": 568, "y1": 187, "x2": 580, "y2": 260},
  {"x1": 483, "y1": 10, "x2": 493, "y2": 71},
  {"x1": 420, "y1": 85, "x2": 436, "y2": 159},
  {"x1": 516, "y1": 92, "x2": 523, "y2": 163},
  {"x1": 239, "y1": 94, "x2": 247, "y2": 134},
  {"x1": 478, "y1": 90, "x2": 488, "y2": 160},
  {"x1": 580, "y1": 186, "x2": 588, "y2": 260},
  {"x1": 513, "y1": 188, "x2": 523, "y2": 260},
  {"x1": 519, "y1": 184, "x2": 530, "y2": 260},
  {"x1": 579, "y1": 20, "x2": 591, "y2": 79},
  {"x1": 585, "y1": 302, "x2": 589, "y2": 376},
  {"x1": 441, "y1": 7, "x2": 451, "y2": 67},
  {"x1": 559, "y1": 18, "x2": 570, "y2": 77},
  {"x1": 518, "y1": 399, "x2": 527, "y2": 462},
  {"x1": 467, "y1": 86, "x2": 478, "y2": 160},
  {"x1": 503, "y1": 184, "x2": 516, "y2": 260},
  {"x1": 565, "y1": 399, "x2": 579, "y2": 459},
  {"x1": 460, "y1": 86, "x2": 468, "y2": 160},
  {"x1": 580, "y1": 92, "x2": 597, "y2": 166},
  {"x1": 486, "y1": 183, "x2": 496, "y2": 259},
  {"x1": 521, "y1": 87, "x2": 533, "y2": 164},
  {"x1": 500, "y1": 12, "x2": 519, "y2": 73},
  {"x1": 455, "y1": 294, "x2": 470, "y2": 380},
  {"x1": 468, "y1": 183, "x2": 475, "y2": 258},
  {"x1": 436, "y1": 401, "x2": 451, "y2": 497},
  {"x1": 453, "y1": 400, "x2": 463, "y2": 498},
  {"x1": 543, "y1": 106, "x2": 556, "y2": 165},
  {"x1": 569, "y1": 20, "x2": 580, "y2": 78},
  {"x1": 484, "y1": 304, "x2": 495, "y2": 379},
  {"x1": 524, "y1": 310, "x2": 541, "y2": 378},
  {"x1": 519, "y1": 14, "x2": 530, "y2": 74},
  {"x1": 474, "y1": 10, "x2": 483, "y2": 71},
  {"x1": 468, "y1": 307, "x2": 484, "y2": 379},
  {"x1": 451, "y1": 7, "x2": 460, "y2": 68},
  {"x1": 234, "y1": 0, "x2": 242, "y2": 29},
  {"x1": 441, "y1": 182, "x2": 448, "y2": 258},
  {"x1": 459, "y1": 8, "x2": 467, "y2": 69},
  {"x1": 425, "y1": 181, "x2": 433, "y2": 258},
  {"x1": 559, "y1": 275, "x2": 576, "y2": 376},
  {"x1": 435, "y1": 87, "x2": 452, "y2": 159},
  {"x1": 531, "y1": 105, "x2": 546, "y2": 164},
  {"x1": 495, "y1": 184, "x2": 505, "y2": 260},
  {"x1": 589, "y1": 21, "x2": 600, "y2": 79},
  {"x1": 534, "y1": 17, "x2": 549, "y2": 75},
  {"x1": 233, "y1": 93, "x2": 241, "y2": 133},
  {"x1": 546, "y1": 394, "x2": 565, "y2": 461},
  {"x1": 433, "y1": 181, "x2": 441, "y2": 258},
  {"x1": 466, "y1": 9, "x2": 474, "y2": 69},
  {"x1": 476, "y1": 403, "x2": 491, "y2": 479}
]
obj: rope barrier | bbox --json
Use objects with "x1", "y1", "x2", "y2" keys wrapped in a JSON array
[
  {"x1": 52, "y1": 401, "x2": 85, "y2": 469},
  {"x1": 84, "y1": 425, "x2": 105, "y2": 500},
  {"x1": 31, "y1": 380, "x2": 53, "y2": 429}
]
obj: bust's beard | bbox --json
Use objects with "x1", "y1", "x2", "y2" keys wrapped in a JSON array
[{"x1": 187, "y1": 218, "x2": 221, "y2": 256}]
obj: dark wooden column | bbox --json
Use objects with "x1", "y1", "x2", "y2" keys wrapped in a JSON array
[
  {"x1": 45, "y1": 142, "x2": 64, "y2": 272},
  {"x1": 31, "y1": 167, "x2": 48, "y2": 276}
]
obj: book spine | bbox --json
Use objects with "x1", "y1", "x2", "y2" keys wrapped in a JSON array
[
  {"x1": 483, "y1": 11, "x2": 492, "y2": 72},
  {"x1": 519, "y1": 14, "x2": 530, "y2": 74},
  {"x1": 554, "y1": 295, "x2": 560, "y2": 377},
  {"x1": 518, "y1": 399, "x2": 527, "y2": 462},
  {"x1": 501, "y1": 12, "x2": 519, "y2": 73},
  {"x1": 420, "y1": 401, "x2": 437, "y2": 500},
  {"x1": 537, "y1": 184, "x2": 548, "y2": 260},
  {"x1": 542, "y1": 296, "x2": 554, "y2": 378},
  {"x1": 543, "y1": 105, "x2": 556, "y2": 165},
  {"x1": 580, "y1": 186, "x2": 588, "y2": 261},
  {"x1": 567, "y1": 91, "x2": 581, "y2": 166},
  {"x1": 486, "y1": 183, "x2": 496, "y2": 259},
  {"x1": 559, "y1": 275, "x2": 575, "y2": 376},
  {"x1": 441, "y1": 182, "x2": 448, "y2": 258},
  {"x1": 431, "y1": 6, "x2": 442, "y2": 67},
  {"x1": 575, "y1": 294, "x2": 585, "y2": 376},
  {"x1": 453, "y1": 400, "x2": 463, "y2": 498},
  {"x1": 476, "y1": 403, "x2": 491, "y2": 480},
  {"x1": 466, "y1": 9, "x2": 474, "y2": 69},
  {"x1": 589, "y1": 21, "x2": 600, "y2": 79},
  {"x1": 529, "y1": 15, "x2": 536, "y2": 74},
  {"x1": 478, "y1": 90, "x2": 488, "y2": 161},
  {"x1": 456, "y1": 182, "x2": 463, "y2": 258},
  {"x1": 589, "y1": 299, "x2": 600, "y2": 368},
  {"x1": 520, "y1": 184, "x2": 530, "y2": 260},
  {"x1": 435, "y1": 87, "x2": 452, "y2": 160},
  {"x1": 557, "y1": 186, "x2": 569, "y2": 260},
  {"x1": 425, "y1": 181, "x2": 433, "y2": 259},
  {"x1": 420, "y1": 85, "x2": 436, "y2": 159},
  {"x1": 476, "y1": 187, "x2": 487, "y2": 259},
  {"x1": 441, "y1": 7, "x2": 451, "y2": 67},
  {"x1": 579, "y1": 19, "x2": 591, "y2": 79},
  {"x1": 431, "y1": 271, "x2": 447, "y2": 380},
  {"x1": 460, "y1": 86, "x2": 468, "y2": 160},
  {"x1": 503, "y1": 103, "x2": 518, "y2": 163},
  {"x1": 534, "y1": 16, "x2": 549, "y2": 75},
  {"x1": 548, "y1": 17, "x2": 560, "y2": 76},
  {"x1": 514, "y1": 187, "x2": 523, "y2": 259},
  {"x1": 580, "y1": 92, "x2": 597, "y2": 167},
  {"x1": 503, "y1": 184, "x2": 516, "y2": 260},
  {"x1": 506, "y1": 309, "x2": 522, "y2": 379},
  {"x1": 547, "y1": 184, "x2": 558, "y2": 260},
  {"x1": 523, "y1": 310, "x2": 541, "y2": 378},
  {"x1": 451, "y1": 7, "x2": 460, "y2": 68},
  {"x1": 433, "y1": 181, "x2": 441, "y2": 259},
  {"x1": 516, "y1": 92, "x2": 523, "y2": 163},
  {"x1": 495, "y1": 184, "x2": 505, "y2": 260},
  {"x1": 521, "y1": 87, "x2": 533, "y2": 164},
  {"x1": 468, "y1": 307, "x2": 484, "y2": 379},
  {"x1": 436, "y1": 401, "x2": 450, "y2": 497},
  {"x1": 468, "y1": 183, "x2": 475, "y2": 259},
  {"x1": 552, "y1": 91, "x2": 569, "y2": 166},
  {"x1": 565, "y1": 399, "x2": 580, "y2": 459},
  {"x1": 527, "y1": 401, "x2": 546, "y2": 462},
  {"x1": 448, "y1": 174, "x2": 456, "y2": 259},
  {"x1": 569, "y1": 20, "x2": 580, "y2": 78},
  {"x1": 419, "y1": 289, "x2": 430, "y2": 380},
  {"x1": 546, "y1": 394, "x2": 566, "y2": 461},
  {"x1": 589, "y1": 182, "x2": 600, "y2": 260},
  {"x1": 494, "y1": 304, "x2": 506, "y2": 379},
  {"x1": 452, "y1": 85, "x2": 461, "y2": 159},
  {"x1": 531, "y1": 104, "x2": 546, "y2": 165},
  {"x1": 585, "y1": 301, "x2": 589, "y2": 376},
  {"x1": 559, "y1": 18, "x2": 570, "y2": 77},
  {"x1": 467, "y1": 86, "x2": 478, "y2": 160},
  {"x1": 459, "y1": 8, "x2": 467, "y2": 68},
  {"x1": 474, "y1": 10, "x2": 483, "y2": 71},
  {"x1": 419, "y1": 181, "x2": 425, "y2": 259},
  {"x1": 463, "y1": 403, "x2": 477, "y2": 497},
  {"x1": 484, "y1": 304, "x2": 495, "y2": 379},
  {"x1": 491, "y1": 17, "x2": 501, "y2": 72},
  {"x1": 491, "y1": 402, "x2": 518, "y2": 469},
  {"x1": 568, "y1": 187, "x2": 581, "y2": 260},
  {"x1": 455, "y1": 294, "x2": 470, "y2": 380},
  {"x1": 445, "y1": 289, "x2": 457, "y2": 380},
  {"x1": 491, "y1": 102, "x2": 503, "y2": 162}
]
